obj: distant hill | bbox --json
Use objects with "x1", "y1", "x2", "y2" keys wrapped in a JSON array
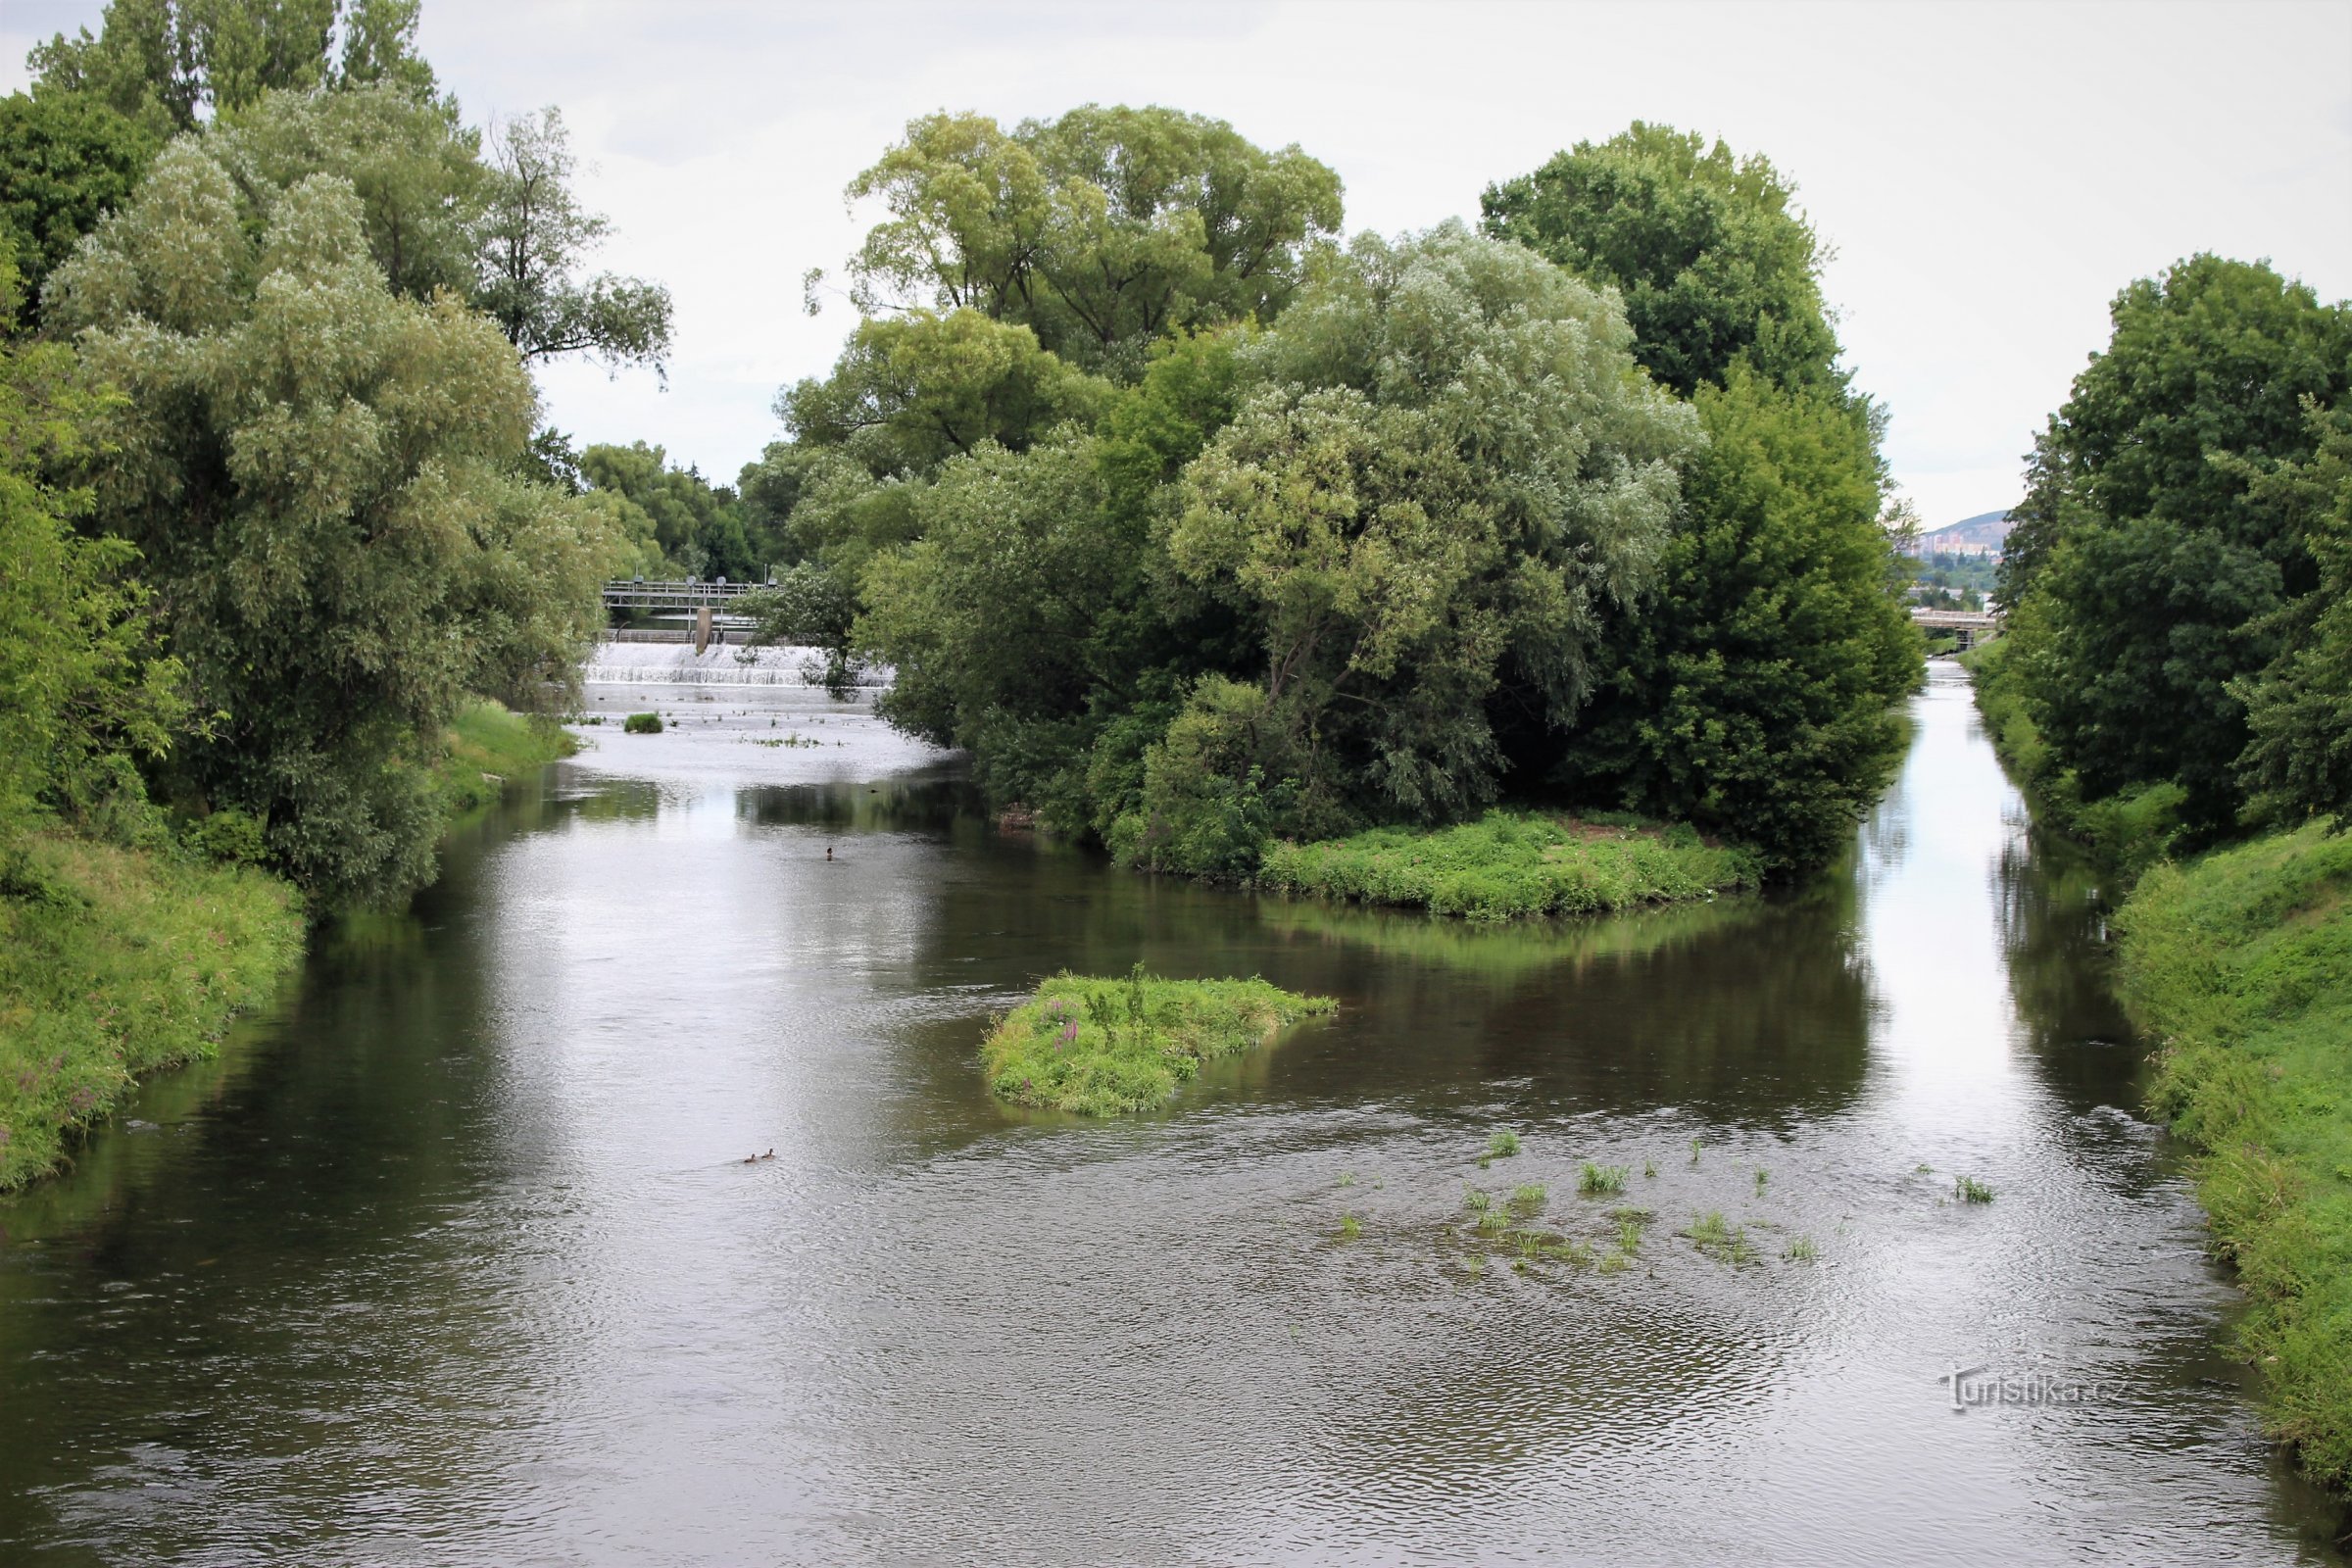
[{"x1": 1918, "y1": 509, "x2": 2012, "y2": 555}]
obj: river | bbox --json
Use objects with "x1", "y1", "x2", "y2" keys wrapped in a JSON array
[{"x1": 0, "y1": 662, "x2": 2342, "y2": 1563}]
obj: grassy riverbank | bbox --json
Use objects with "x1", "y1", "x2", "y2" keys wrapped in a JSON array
[
  {"x1": 1962, "y1": 638, "x2": 2184, "y2": 882},
  {"x1": 985, "y1": 971, "x2": 1336, "y2": 1115},
  {"x1": 1256, "y1": 809, "x2": 1760, "y2": 921},
  {"x1": 435, "y1": 698, "x2": 578, "y2": 816},
  {"x1": 0, "y1": 834, "x2": 304, "y2": 1190},
  {"x1": 2118, "y1": 822, "x2": 2352, "y2": 1491}
]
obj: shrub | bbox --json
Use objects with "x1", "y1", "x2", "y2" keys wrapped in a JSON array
[{"x1": 623, "y1": 712, "x2": 663, "y2": 735}]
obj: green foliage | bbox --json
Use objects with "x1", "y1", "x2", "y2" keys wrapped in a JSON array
[
  {"x1": 2119, "y1": 823, "x2": 2352, "y2": 1487},
  {"x1": 0, "y1": 91, "x2": 159, "y2": 326},
  {"x1": 1952, "y1": 1175, "x2": 1994, "y2": 1203},
  {"x1": 981, "y1": 969, "x2": 1335, "y2": 1115},
  {"x1": 1487, "y1": 1131, "x2": 1521, "y2": 1158},
  {"x1": 580, "y1": 441, "x2": 756, "y2": 580},
  {"x1": 27, "y1": 0, "x2": 440, "y2": 136},
  {"x1": 0, "y1": 830, "x2": 302, "y2": 1189},
  {"x1": 1257, "y1": 809, "x2": 1758, "y2": 921},
  {"x1": 49, "y1": 142, "x2": 611, "y2": 909},
  {"x1": 1997, "y1": 256, "x2": 2352, "y2": 833},
  {"x1": 1561, "y1": 370, "x2": 1920, "y2": 870},
  {"x1": 622, "y1": 711, "x2": 662, "y2": 735},
  {"x1": 1482, "y1": 122, "x2": 1841, "y2": 398},
  {"x1": 833, "y1": 106, "x2": 1342, "y2": 380},
  {"x1": 2233, "y1": 401, "x2": 2352, "y2": 828},
  {"x1": 1166, "y1": 222, "x2": 1696, "y2": 830},
  {"x1": 434, "y1": 698, "x2": 574, "y2": 815},
  {"x1": 0, "y1": 249, "x2": 186, "y2": 852},
  {"x1": 1578, "y1": 1162, "x2": 1629, "y2": 1196},
  {"x1": 779, "y1": 309, "x2": 1106, "y2": 478}
]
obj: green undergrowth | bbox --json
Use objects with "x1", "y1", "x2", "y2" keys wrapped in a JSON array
[
  {"x1": 2119, "y1": 821, "x2": 2352, "y2": 1490},
  {"x1": 1256, "y1": 809, "x2": 1760, "y2": 922},
  {"x1": 984, "y1": 968, "x2": 1335, "y2": 1115},
  {"x1": 0, "y1": 833, "x2": 304, "y2": 1190},
  {"x1": 1963, "y1": 638, "x2": 2185, "y2": 885},
  {"x1": 436, "y1": 699, "x2": 578, "y2": 816}
]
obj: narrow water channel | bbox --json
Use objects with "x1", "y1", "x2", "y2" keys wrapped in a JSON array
[{"x1": 0, "y1": 664, "x2": 2341, "y2": 1563}]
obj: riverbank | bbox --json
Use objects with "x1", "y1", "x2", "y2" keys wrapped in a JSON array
[
  {"x1": 984, "y1": 971, "x2": 1335, "y2": 1114},
  {"x1": 0, "y1": 697, "x2": 574, "y2": 1192},
  {"x1": 1961, "y1": 638, "x2": 2183, "y2": 883},
  {"x1": 2118, "y1": 822, "x2": 2352, "y2": 1493},
  {"x1": 1256, "y1": 809, "x2": 1760, "y2": 921},
  {"x1": 0, "y1": 833, "x2": 303, "y2": 1190}
]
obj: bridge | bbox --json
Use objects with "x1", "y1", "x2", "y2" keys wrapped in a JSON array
[
  {"x1": 603, "y1": 578, "x2": 773, "y2": 652},
  {"x1": 1911, "y1": 607, "x2": 2000, "y2": 651}
]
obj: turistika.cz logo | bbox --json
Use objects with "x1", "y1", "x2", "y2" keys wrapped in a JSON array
[{"x1": 1937, "y1": 1364, "x2": 2111, "y2": 1411}]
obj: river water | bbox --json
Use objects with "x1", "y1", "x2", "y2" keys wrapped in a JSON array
[{"x1": 0, "y1": 662, "x2": 2342, "y2": 1564}]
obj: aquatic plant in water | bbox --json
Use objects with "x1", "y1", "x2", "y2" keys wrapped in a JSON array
[
  {"x1": 1954, "y1": 1175, "x2": 1995, "y2": 1203},
  {"x1": 1577, "y1": 1162, "x2": 1629, "y2": 1196},
  {"x1": 1488, "y1": 1131, "x2": 1521, "y2": 1159}
]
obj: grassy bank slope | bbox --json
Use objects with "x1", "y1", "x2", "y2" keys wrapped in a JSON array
[
  {"x1": 435, "y1": 698, "x2": 577, "y2": 816},
  {"x1": 0, "y1": 835, "x2": 303, "y2": 1189},
  {"x1": 985, "y1": 971, "x2": 1336, "y2": 1115},
  {"x1": 2118, "y1": 823, "x2": 2352, "y2": 1488},
  {"x1": 1257, "y1": 809, "x2": 1760, "y2": 921}
]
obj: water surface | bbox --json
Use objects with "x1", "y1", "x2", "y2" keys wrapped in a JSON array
[{"x1": 1, "y1": 663, "x2": 2341, "y2": 1563}]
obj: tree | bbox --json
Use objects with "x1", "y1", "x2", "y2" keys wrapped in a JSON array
[
  {"x1": 0, "y1": 91, "x2": 160, "y2": 327},
  {"x1": 474, "y1": 107, "x2": 672, "y2": 373},
  {"x1": 1560, "y1": 369, "x2": 1919, "y2": 869},
  {"x1": 829, "y1": 106, "x2": 1342, "y2": 379},
  {"x1": 1998, "y1": 256, "x2": 2352, "y2": 831},
  {"x1": 27, "y1": 0, "x2": 438, "y2": 135},
  {"x1": 778, "y1": 308, "x2": 1106, "y2": 476},
  {"x1": 1482, "y1": 122, "x2": 1841, "y2": 399},
  {"x1": 0, "y1": 244, "x2": 185, "y2": 859},
  {"x1": 46, "y1": 141, "x2": 611, "y2": 907},
  {"x1": 579, "y1": 442, "x2": 757, "y2": 581},
  {"x1": 2231, "y1": 400, "x2": 2352, "y2": 827},
  {"x1": 1151, "y1": 222, "x2": 1697, "y2": 850}
]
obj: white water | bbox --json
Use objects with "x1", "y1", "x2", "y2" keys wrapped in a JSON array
[{"x1": 581, "y1": 641, "x2": 890, "y2": 688}]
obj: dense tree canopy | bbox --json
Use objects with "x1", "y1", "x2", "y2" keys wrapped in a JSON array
[
  {"x1": 28, "y1": 0, "x2": 440, "y2": 135},
  {"x1": 580, "y1": 441, "x2": 759, "y2": 582},
  {"x1": 1998, "y1": 256, "x2": 2352, "y2": 832},
  {"x1": 47, "y1": 141, "x2": 610, "y2": 906},
  {"x1": 0, "y1": 92, "x2": 158, "y2": 327},
  {"x1": 1482, "y1": 122, "x2": 1840, "y2": 399},
  {"x1": 829, "y1": 106, "x2": 1343, "y2": 379}
]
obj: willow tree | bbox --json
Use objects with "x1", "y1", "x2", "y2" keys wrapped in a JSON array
[{"x1": 47, "y1": 141, "x2": 610, "y2": 907}]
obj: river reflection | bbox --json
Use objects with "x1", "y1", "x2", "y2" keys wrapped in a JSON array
[{"x1": 0, "y1": 664, "x2": 2341, "y2": 1564}]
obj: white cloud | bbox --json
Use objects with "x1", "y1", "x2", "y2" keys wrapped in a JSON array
[{"x1": 8, "y1": 0, "x2": 2349, "y2": 526}]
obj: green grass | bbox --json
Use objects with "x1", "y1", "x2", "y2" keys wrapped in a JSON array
[
  {"x1": 1475, "y1": 1205, "x2": 1510, "y2": 1235},
  {"x1": 1256, "y1": 808, "x2": 1760, "y2": 922},
  {"x1": 1785, "y1": 1236, "x2": 1819, "y2": 1262},
  {"x1": 1337, "y1": 1213, "x2": 1362, "y2": 1240},
  {"x1": 1463, "y1": 1186, "x2": 1492, "y2": 1213},
  {"x1": 0, "y1": 833, "x2": 304, "y2": 1190},
  {"x1": 2118, "y1": 821, "x2": 2352, "y2": 1490},
  {"x1": 1508, "y1": 1183, "x2": 1547, "y2": 1213},
  {"x1": 437, "y1": 699, "x2": 578, "y2": 815},
  {"x1": 1487, "y1": 1130, "x2": 1521, "y2": 1159},
  {"x1": 981, "y1": 968, "x2": 1335, "y2": 1116},
  {"x1": 1685, "y1": 1210, "x2": 1755, "y2": 1266},
  {"x1": 1577, "y1": 1161, "x2": 1629, "y2": 1196},
  {"x1": 1615, "y1": 1214, "x2": 1645, "y2": 1252},
  {"x1": 622, "y1": 710, "x2": 663, "y2": 735},
  {"x1": 1952, "y1": 1175, "x2": 1995, "y2": 1203}
]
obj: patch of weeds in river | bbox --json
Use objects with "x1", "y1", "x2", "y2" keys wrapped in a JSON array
[
  {"x1": 1512, "y1": 1228, "x2": 1545, "y2": 1259},
  {"x1": 1785, "y1": 1236, "x2": 1820, "y2": 1262},
  {"x1": 1508, "y1": 1183, "x2": 1547, "y2": 1214},
  {"x1": 1545, "y1": 1237, "x2": 1595, "y2": 1269},
  {"x1": 622, "y1": 711, "x2": 662, "y2": 734},
  {"x1": 1461, "y1": 1253, "x2": 1486, "y2": 1280},
  {"x1": 1615, "y1": 1213, "x2": 1646, "y2": 1253},
  {"x1": 1754, "y1": 1167, "x2": 1769, "y2": 1195},
  {"x1": 1643, "y1": 1158, "x2": 1657, "y2": 1179},
  {"x1": 1464, "y1": 1186, "x2": 1493, "y2": 1213},
  {"x1": 1337, "y1": 1213, "x2": 1362, "y2": 1240},
  {"x1": 1338, "y1": 1171, "x2": 1356, "y2": 1188},
  {"x1": 1689, "y1": 1137, "x2": 1703, "y2": 1166},
  {"x1": 1475, "y1": 1205, "x2": 1510, "y2": 1236},
  {"x1": 1953, "y1": 1174, "x2": 1995, "y2": 1203},
  {"x1": 1487, "y1": 1130, "x2": 1521, "y2": 1160},
  {"x1": 1686, "y1": 1210, "x2": 1755, "y2": 1266},
  {"x1": 1577, "y1": 1161, "x2": 1629, "y2": 1196},
  {"x1": 1596, "y1": 1248, "x2": 1632, "y2": 1276},
  {"x1": 1914, "y1": 1162, "x2": 1935, "y2": 1175}
]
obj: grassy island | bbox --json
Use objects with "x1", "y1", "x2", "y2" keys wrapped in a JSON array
[
  {"x1": 984, "y1": 970, "x2": 1336, "y2": 1115},
  {"x1": 2118, "y1": 823, "x2": 2352, "y2": 1489},
  {"x1": 1256, "y1": 810, "x2": 1760, "y2": 922}
]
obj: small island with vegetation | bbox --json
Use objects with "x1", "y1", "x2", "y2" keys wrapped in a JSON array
[{"x1": 983, "y1": 969, "x2": 1336, "y2": 1115}]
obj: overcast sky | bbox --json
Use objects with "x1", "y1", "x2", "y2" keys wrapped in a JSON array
[{"x1": 7, "y1": 0, "x2": 2349, "y2": 527}]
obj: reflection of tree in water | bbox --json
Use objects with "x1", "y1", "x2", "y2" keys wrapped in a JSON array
[{"x1": 1993, "y1": 822, "x2": 2148, "y2": 1119}]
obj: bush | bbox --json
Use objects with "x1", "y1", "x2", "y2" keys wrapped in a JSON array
[{"x1": 623, "y1": 711, "x2": 663, "y2": 735}]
